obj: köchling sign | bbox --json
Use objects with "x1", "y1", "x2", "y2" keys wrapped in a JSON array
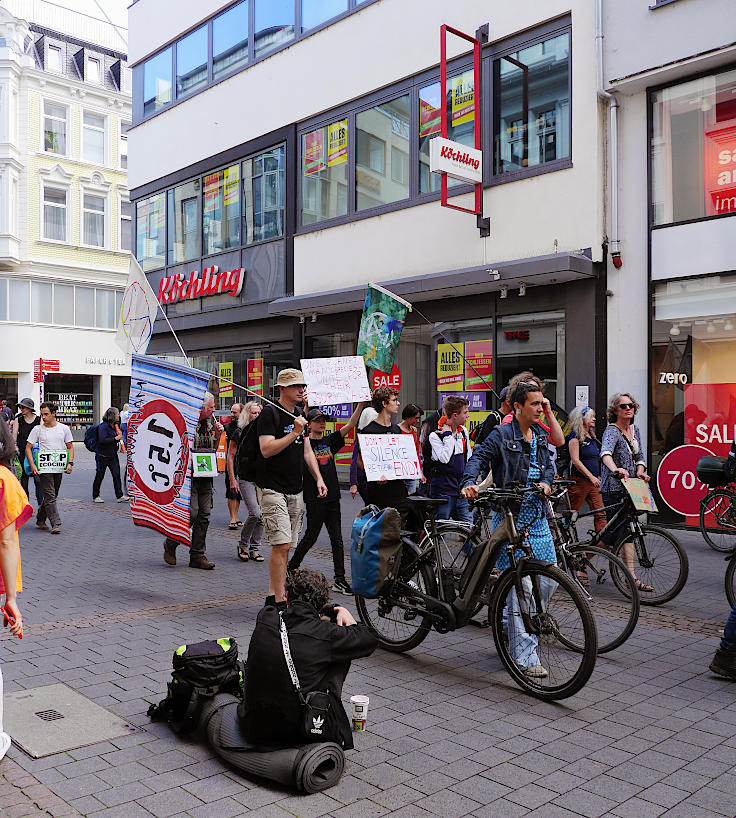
[{"x1": 157, "y1": 265, "x2": 244, "y2": 305}]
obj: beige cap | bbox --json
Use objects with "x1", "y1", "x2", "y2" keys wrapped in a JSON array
[{"x1": 276, "y1": 368, "x2": 306, "y2": 388}]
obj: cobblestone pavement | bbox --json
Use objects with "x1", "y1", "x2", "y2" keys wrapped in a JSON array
[{"x1": 1, "y1": 448, "x2": 735, "y2": 817}]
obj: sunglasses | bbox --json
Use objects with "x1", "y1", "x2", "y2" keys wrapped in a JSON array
[{"x1": 618, "y1": 402, "x2": 635, "y2": 410}]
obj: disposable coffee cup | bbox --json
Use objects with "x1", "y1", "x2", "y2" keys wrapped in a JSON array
[{"x1": 350, "y1": 695, "x2": 369, "y2": 731}]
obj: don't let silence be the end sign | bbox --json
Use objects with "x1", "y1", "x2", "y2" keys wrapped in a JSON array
[{"x1": 358, "y1": 434, "x2": 421, "y2": 482}]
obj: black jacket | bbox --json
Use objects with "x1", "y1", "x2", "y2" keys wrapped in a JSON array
[{"x1": 241, "y1": 601, "x2": 377, "y2": 750}]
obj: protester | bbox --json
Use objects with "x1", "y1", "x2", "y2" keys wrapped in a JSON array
[
  {"x1": 119, "y1": 403, "x2": 131, "y2": 447},
  {"x1": 163, "y1": 391, "x2": 222, "y2": 570},
  {"x1": 566, "y1": 406, "x2": 605, "y2": 548},
  {"x1": 25, "y1": 402, "x2": 74, "y2": 535},
  {"x1": 462, "y1": 381, "x2": 555, "y2": 678},
  {"x1": 228, "y1": 400, "x2": 264, "y2": 562},
  {"x1": 710, "y1": 601, "x2": 736, "y2": 680},
  {"x1": 470, "y1": 387, "x2": 510, "y2": 447},
  {"x1": 600, "y1": 392, "x2": 653, "y2": 593},
  {"x1": 1, "y1": 401, "x2": 12, "y2": 423},
  {"x1": 398, "y1": 403, "x2": 424, "y2": 494},
  {"x1": 0, "y1": 417, "x2": 25, "y2": 638},
  {"x1": 428, "y1": 395, "x2": 472, "y2": 523},
  {"x1": 357, "y1": 386, "x2": 410, "y2": 523},
  {"x1": 241, "y1": 569, "x2": 377, "y2": 749},
  {"x1": 288, "y1": 402, "x2": 366, "y2": 595},
  {"x1": 225, "y1": 403, "x2": 244, "y2": 529},
  {"x1": 256, "y1": 369, "x2": 326, "y2": 604},
  {"x1": 501, "y1": 373, "x2": 565, "y2": 446},
  {"x1": 11, "y1": 398, "x2": 42, "y2": 510},
  {"x1": 92, "y1": 407, "x2": 127, "y2": 504},
  {"x1": 349, "y1": 407, "x2": 378, "y2": 504}
]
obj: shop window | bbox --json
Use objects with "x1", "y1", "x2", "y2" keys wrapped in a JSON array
[
  {"x1": 119, "y1": 121, "x2": 129, "y2": 169},
  {"x1": 651, "y1": 67, "x2": 736, "y2": 225},
  {"x1": 213, "y1": 1, "x2": 248, "y2": 79},
  {"x1": 356, "y1": 95, "x2": 410, "y2": 211},
  {"x1": 245, "y1": 146, "x2": 285, "y2": 242},
  {"x1": 43, "y1": 101, "x2": 67, "y2": 154},
  {"x1": 53, "y1": 284, "x2": 74, "y2": 325},
  {"x1": 82, "y1": 111, "x2": 105, "y2": 164},
  {"x1": 9, "y1": 279, "x2": 29, "y2": 322},
  {"x1": 136, "y1": 192, "x2": 166, "y2": 271},
  {"x1": 42, "y1": 186, "x2": 67, "y2": 242},
  {"x1": 96, "y1": 288, "x2": 115, "y2": 328},
  {"x1": 143, "y1": 47, "x2": 172, "y2": 117},
  {"x1": 31, "y1": 281, "x2": 52, "y2": 324},
  {"x1": 167, "y1": 180, "x2": 201, "y2": 263},
  {"x1": 203, "y1": 165, "x2": 241, "y2": 255},
  {"x1": 75, "y1": 286, "x2": 94, "y2": 327},
  {"x1": 47, "y1": 45, "x2": 62, "y2": 73},
  {"x1": 494, "y1": 31, "x2": 570, "y2": 175},
  {"x1": 0, "y1": 278, "x2": 6, "y2": 320},
  {"x1": 255, "y1": 0, "x2": 295, "y2": 58},
  {"x1": 301, "y1": 120, "x2": 347, "y2": 225},
  {"x1": 83, "y1": 193, "x2": 105, "y2": 247},
  {"x1": 302, "y1": 0, "x2": 348, "y2": 31},
  {"x1": 120, "y1": 199, "x2": 132, "y2": 252},
  {"x1": 176, "y1": 25, "x2": 208, "y2": 99}
]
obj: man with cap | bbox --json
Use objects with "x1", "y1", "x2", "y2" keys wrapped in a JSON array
[
  {"x1": 288, "y1": 401, "x2": 366, "y2": 595},
  {"x1": 11, "y1": 398, "x2": 43, "y2": 515},
  {"x1": 255, "y1": 369, "x2": 327, "y2": 605}
]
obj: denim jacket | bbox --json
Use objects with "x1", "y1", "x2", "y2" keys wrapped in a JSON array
[{"x1": 461, "y1": 418, "x2": 555, "y2": 490}]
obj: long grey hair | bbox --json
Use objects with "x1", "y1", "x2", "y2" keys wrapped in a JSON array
[{"x1": 238, "y1": 400, "x2": 262, "y2": 429}]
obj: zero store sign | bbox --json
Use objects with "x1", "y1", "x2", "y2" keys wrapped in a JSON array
[{"x1": 429, "y1": 137, "x2": 483, "y2": 185}]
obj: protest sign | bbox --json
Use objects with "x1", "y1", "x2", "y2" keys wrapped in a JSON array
[
  {"x1": 193, "y1": 450, "x2": 218, "y2": 477},
  {"x1": 358, "y1": 433, "x2": 422, "y2": 481},
  {"x1": 301, "y1": 356, "x2": 371, "y2": 407},
  {"x1": 36, "y1": 450, "x2": 68, "y2": 474},
  {"x1": 126, "y1": 354, "x2": 210, "y2": 545},
  {"x1": 623, "y1": 477, "x2": 658, "y2": 513}
]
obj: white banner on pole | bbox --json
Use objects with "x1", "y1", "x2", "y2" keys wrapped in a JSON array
[
  {"x1": 301, "y1": 356, "x2": 371, "y2": 407},
  {"x1": 358, "y1": 433, "x2": 422, "y2": 482}
]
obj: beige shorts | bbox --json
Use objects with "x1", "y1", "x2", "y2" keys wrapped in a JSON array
[{"x1": 256, "y1": 488, "x2": 304, "y2": 548}]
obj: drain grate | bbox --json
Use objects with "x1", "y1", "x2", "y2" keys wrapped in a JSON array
[{"x1": 35, "y1": 710, "x2": 65, "y2": 722}]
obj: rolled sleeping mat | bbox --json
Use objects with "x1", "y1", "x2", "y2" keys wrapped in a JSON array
[{"x1": 199, "y1": 693, "x2": 345, "y2": 793}]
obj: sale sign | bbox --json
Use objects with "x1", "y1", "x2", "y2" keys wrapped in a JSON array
[
  {"x1": 358, "y1": 433, "x2": 421, "y2": 481},
  {"x1": 464, "y1": 340, "x2": 492, "y2": 391},
  {"x1": 371, "y1": 364, "x2": 401, "y2": 392},
  {"x1": 246, "y1": 358, "x2": 263, "y2": 396},
  {"x1": 304, "y1": 128, "x2": 325, "y2": 175},
  {"x1": 437, "y1": 343, "x2": 464, "y2": 391},
  {"x1": 218, "y1": 362, "x2": 234, "y2": 397},
  {"x1": 656, "y1": 444, "x2": 714, "y2": 517},
  {"x1": 327, "y1": 120, "x2": 347, "y2": 167}
]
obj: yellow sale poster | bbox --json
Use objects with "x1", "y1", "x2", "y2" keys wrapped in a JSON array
[
  {"x1": 451, "y1": 73, "x2": 474, "y2": 127},
  {"x1": 327, "y1": 120, "x2": 347, "y2": 166},
  {"x1": 467, "y1": 411, "x2": 490, "y2": 441},
  {"x1": 437, "y1": 343, "x2": 464, "y2": 391},
  {"x1": 218, "y1": 361, "x2": 234, "y2": 397},
  {"x1": 224, "y1": 166, "x2": 239, "y2": 206}
]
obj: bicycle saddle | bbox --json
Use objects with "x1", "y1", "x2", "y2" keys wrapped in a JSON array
[{"x1": 407, "y1": 497, "x2": 446, "y2": 507}]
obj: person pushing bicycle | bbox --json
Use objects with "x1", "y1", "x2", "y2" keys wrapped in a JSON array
[{"x1": 461, "y1": 381, "x2": 556, "y2": 678}]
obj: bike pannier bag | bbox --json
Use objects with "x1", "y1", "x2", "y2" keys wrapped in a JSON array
[
  {"x1": 350, "y1": 505, "x2": 402, "y2": 598},
  {"x1": 696, "y1": 455, "x2": 729, "y2": 488}
]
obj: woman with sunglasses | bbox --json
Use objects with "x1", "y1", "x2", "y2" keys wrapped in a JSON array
[{"x1": 600, "y1": 392, "x2": 653, "y2": 593}]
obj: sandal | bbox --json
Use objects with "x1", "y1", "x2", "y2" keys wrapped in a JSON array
[
  {"x1": 634, "y1": 579, "x2": 654, "y2": 592},
  {"x1": 236, "y1": 520, "x2": 244, "y2": 527},
  {"x1": 576, "y1": 571, "x2": 590, "y2": 587},
  {"x1": 237, "y1": 545, "x2": 249, "y2": 561},
  {"x1": 249, "y1": 549, "x2": 265, "y2": 562},
  {"x1": 228, "y1": 522, "x2": 239, "y2": 530}
]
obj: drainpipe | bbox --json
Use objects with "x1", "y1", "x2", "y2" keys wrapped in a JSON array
[{"x1": 595, "y1": 0, "x2": 622, "y2": 268}]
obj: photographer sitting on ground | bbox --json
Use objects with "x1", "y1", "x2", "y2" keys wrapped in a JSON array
[{"x1": 241, "y1": 569, "x2": 377, "y2": 750}]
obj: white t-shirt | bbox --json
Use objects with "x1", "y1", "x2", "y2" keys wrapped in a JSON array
[{"x1": 27, "y1": 422, "x2": 73, "y2": 451}]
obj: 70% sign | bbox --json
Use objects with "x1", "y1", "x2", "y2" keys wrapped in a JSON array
[{"x1": 655, "y1": 444, "x2": 713, "y2": 517}]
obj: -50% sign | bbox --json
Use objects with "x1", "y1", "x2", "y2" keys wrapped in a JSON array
[{"x1": 656, "y1": 444, "x2": 714, "y2": 516}]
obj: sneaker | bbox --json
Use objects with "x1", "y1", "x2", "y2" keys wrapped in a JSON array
[
  {"x1": 50, "y1": 525, "x2": 61, "y2": 535},
  {"x1": 522, "y1": 664, "x2": 548, "y2": 678},
  {"x1": 117, "y1": 495, "x2": 129, "y2": 503},
  {"x1": 163, "y1": 541, "x2": 177, "y2": 566},
  {"x1": 710, "y1": 648, "x2": 736, "y2": 680},
  {"x1": 93, "y1": 497, "x2": 104, "y2": 504},
  {"x1": 333, "y1": 578, "x2": 354, "y2": 595},
  {"x1": 189, "y1": 556, "x2": 215, "y2": 570},
  {"x1": 36, "y1": 520, "x2": 49, "y2": 531}
]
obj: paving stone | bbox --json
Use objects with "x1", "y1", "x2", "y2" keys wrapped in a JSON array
[
  {"x1": 95, "y1": 781, "x2": 156, "y2": 807},
  {"x1": 137, "y1": 786, "x2": 204, "y2": 817},
  {"x1": 552, "y1": 787, "x2": 620, "y2": 818},
  {"x1": 450, "y1": 774, "x2": 511, "y2": 804},
  {"x1": 181, "y1": 773, "x2": 245, "y2": 803},
  {"x1": 686, "y1": 786, "x2": 736, "y2": 816},
  {"x1": 611, "y1": 797, "x2": 668, "y2": 817},
  {"x1": 413, "y1": 788, "x2": 481, "y2": 818},
  {"x1": 581, "y1": 773, "x2": 642, "y2": 802}
]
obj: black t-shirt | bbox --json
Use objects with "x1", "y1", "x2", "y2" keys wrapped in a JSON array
[
  {"x1": 16, "y1": 414, "x2": 41, "y2": 454},
  {"x1": 255, "y1": 403, "x2": 304, "y2": 494},
  {"x1": 303, "y1": 430, "x2": 343, "y2": 503},
  {"x1": 358, "y1": 420, "x2": 408, "y2": 505}
]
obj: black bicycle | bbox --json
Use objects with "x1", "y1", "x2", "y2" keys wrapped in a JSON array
[
  {"x1": 724, "y1": 548, "x2": 736, "y2": 607},
  {"x1": 700, "y1": 487, "x2": 736, "y2": 553},
  {"x1": 354, "y1": 489, "x2": 598, "y2": 701}
]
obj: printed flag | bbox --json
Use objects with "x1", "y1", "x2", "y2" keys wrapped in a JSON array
[
  {"x1": 126, "y1": 354, "x2": 210, "y2": 545},
  {"x1": 357, "y1": 284, "x2": 411, "y2": 374},
  {"x1": 115, "y1": 256, "x2": 159, "y2": 356}
]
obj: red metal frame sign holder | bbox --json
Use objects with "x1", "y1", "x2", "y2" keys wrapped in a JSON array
[{"x1": 440, "y1": 23, "x2": 490, "y2": 237}]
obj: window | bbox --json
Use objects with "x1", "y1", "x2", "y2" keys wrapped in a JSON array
[
  {"x1": 245, "y1": 145, "x2": 286, "y2": 242},
  {"x1": 494, "y1": 31, "x2": 570, "y2": 175},
  {"x1": 43, "y1": 101, "x2": 67, "y2": 154},
  {"x1": 356, "y1": 95, "x2": 410, "y2": 211},
  {"x1": 391, "y1": 146, "x2": 408, "y2": 185},
  {"x1": 87, "y1": 57, "x2": 101, "y2": 83},
  {"x1": 136, "y1": 193, "x2": 166, "y2": 271},
  {"x1": 0, "y1": 279, "x2": 6, "y2": 320},
  {"x1": 167, "y1": 180, "x2": 201, "y2": 263},
  {"x1": 96, "y1": 289, "x2": 115, "y2": 328},
  {"x1": 213, "y1": 1, "x2": 248, "y2": 79},
  {"x1": 82, "y1": 111, "x2": 105, "y2": 164},
  {"x1": 53, "y1": 284, "x2": 74, "y2": 325},
  {"x1": 47, "y1": 45, "x2": 61, "y2": 72},
  {"x1": 651, "y1": 67, "x2": 736, "y2": 225},
  {"x1": 75, "y1": 286, "x2": 94, "y2": 327},
  {"x1": 9, "y1": 280, "x2": 29, "y2": 322},
  {"x1": 176, "y1": 25, "x2": 208, "y2": 99},
  {"x1": 31, "y1": 281, "x2": 52, "y2": 324},
  {"x1": 203, "y1": 165, "x2": 241, "y2": 255},
  {"x1": 43, "y1": 187, "x2": 67, "y2": 241},
  {"x1": 143, "y1": 47, "x2": 172, "y2": 117},
  {"x1": 115, "y1": 290, "x2": 123, "y2": 324},
  {"x1": 255, "y1": 0, "x2": 295, "y2": 58},
  {"x1": 120, "y1": 200, "x2": 132, "y2": 252},
  {"x1": 302, "y1": 0, "x2": 348, "y2": 31},
  {"x1": 83, "y1": 193, "x2": 105, "y2": 247},
  {"x1": 119, "y1": 121, "x2": 128, "y2": 169},
  {"x1": 301, "y1": 119, "x2": 348, "y2": 225}
]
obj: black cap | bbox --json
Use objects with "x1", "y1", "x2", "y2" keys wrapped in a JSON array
[
  {"x1": 499, "y1": 387, "x2": 509, "y2": 402},
  {"x1": 306, "y1": 408, "x2": 334, "y2": 422}
]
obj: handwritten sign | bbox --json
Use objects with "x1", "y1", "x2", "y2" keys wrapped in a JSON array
[
  {"x1": 358, "y1": 433, "x2": 421, "y2": 482},
  {"x1": 36, "y1": 450, "x2": 68, "y2": 474},
  {"x1": 622, "y1": 477, "x2": 658, "y2": 513},
  {"x1": 301, "y1": 356, "x2": 371, "y2": 407},
  {"x1": 192, "y1": 450, "x2": 218, "y2": 477}
]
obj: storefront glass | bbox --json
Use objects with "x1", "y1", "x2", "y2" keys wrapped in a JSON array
[
  {"x1": 44, "y1": 373, "x2": 96, "y2": 440},
  {"x1": 203, "y1": 165, "x2": 241, "y2": 255},
  {"x1": 244, "y1": 146, "x2": 286, "y2": 242},
  {"x1": 136, "y1": 193, "x2": 166, "y2": 271},
  {"x1": 301, "y1": 119, "x2": 348, "y2": 225},
  {"x1": 167, "y1": 180, "x2": 201, "y2": 263}
]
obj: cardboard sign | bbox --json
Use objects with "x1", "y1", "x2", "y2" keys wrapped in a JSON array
[
  {"x1": 622, "y1": 478, "x2": 658, "y2": 513},
  {"x1": 192, "y1": 450, "x2": 218, "y2": 478},
  {"x1": 358, "y1": 433, "x2": 422, "y2": 482},
  {"x1": 215, "y1": 432, "x2": 228, "y2": 472},
  {"x1": 36, "y1": 450, "x2": 68, "y2": 474},
  {"x1": 301, "y1": 356, "x2": 371, "y2": 407}
]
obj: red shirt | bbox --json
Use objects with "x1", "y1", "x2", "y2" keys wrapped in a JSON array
[{"x1": 501, "y1": 412, "x2": 551, "y2": 433}]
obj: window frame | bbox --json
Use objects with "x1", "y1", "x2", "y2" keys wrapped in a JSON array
[
  {"x1": 47, "y1": 44, "x2": 62, "y2": 73},
  {"x1": 42, "y1": 98, "x2": 69, "y2": 157},
  {"x1": 119, "y1": 192, "x2": 132, "y2": 253},
  {"x1": 86, "y1": 56, "x2": 102, "y2": 84},
  {"x1": 81, "y1": 109, "x2": 107, "y2": 165},
  {"x1": 119, "y1": 120, "x2": 129, "y2": 170},
  {"x1": 80, "y1": 187, "x2": 109, "y2": 249},
  {"x1": 41, "y1": 183, "x2": 70, "y2": 244}
]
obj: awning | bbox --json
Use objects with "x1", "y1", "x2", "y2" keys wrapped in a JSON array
[{"x1": 269, "y1": 251, "x2": 594, "y2": 318}]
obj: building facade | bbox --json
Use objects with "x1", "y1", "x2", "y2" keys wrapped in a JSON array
[{"x1": 0, "y1": 0, "x2": 131, "y2": 437}]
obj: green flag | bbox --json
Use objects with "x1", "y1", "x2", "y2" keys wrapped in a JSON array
[{"x1": 357, "y1": 284, "x2": 411, "y2": 374}]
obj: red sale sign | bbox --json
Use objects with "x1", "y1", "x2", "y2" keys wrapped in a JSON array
[
  {"x1": 656, "y1": 444, "x2": 713, "y2": 517},
  {"x1": 371, "y1": 364, "x2": 401, "y2": 392}
]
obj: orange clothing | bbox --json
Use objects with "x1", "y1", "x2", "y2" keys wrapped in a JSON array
[{"x1": 0, "y1": 465, "x2": 28, "y2": 594}]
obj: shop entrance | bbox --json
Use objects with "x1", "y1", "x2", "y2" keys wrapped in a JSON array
[
  {"x1": 112, "y1": 376, "x2": 131, "y2": 412},
  {"x1": 44, "y1": 373, "x2": 96, "y2": 441},
  {"x1": 0, "y1": 374, "x2": 18, "y2": 412}
]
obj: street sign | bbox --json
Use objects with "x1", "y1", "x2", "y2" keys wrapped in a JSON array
[{"x1": 656, "y1": 444, "x2": 714, "y2": 517}]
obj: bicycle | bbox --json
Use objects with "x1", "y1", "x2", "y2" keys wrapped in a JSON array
[
  {"x1": 354, "y1": 488, "x2": 598, "y2": 701},
  {"x1": 724, "y1": 547, "x2": 736, "y2": 607},
  {"x1": 700, "y1": 486, "x2": 736, "y2": 553}
]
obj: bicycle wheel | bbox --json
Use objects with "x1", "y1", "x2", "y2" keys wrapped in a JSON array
[
  {"x1": 421, "y1": 521, "x2": 478, "y2": 572},
  {"x1": 726, "y1": 552, "x2": 736, "y2": 608},
  {"x1": 354, "y1": 544, "x2": 437, "y2": 653},
  {"x1": 612, "y1": 525, "x2": 688, "y2": 606},
  {"x1": 700, "y1": 489, "x2": 736, "y2": 553},
  {"x1": 489, "y1": 562, "x2": 597, "y2": 700},
  {"x1": 567, "y1": 545, "x2": 640, "y2": 653}
]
